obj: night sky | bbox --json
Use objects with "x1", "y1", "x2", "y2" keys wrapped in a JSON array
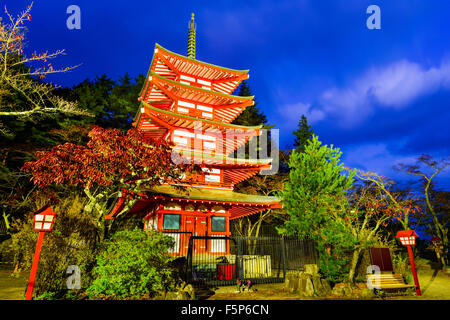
[{"x1": 4, "y1": 0, "x2": 450, "y2": 189}]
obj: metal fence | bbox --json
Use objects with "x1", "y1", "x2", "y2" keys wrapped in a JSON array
[{"x1": 185, "y1": 235, "x2": 318, "y2": 287}]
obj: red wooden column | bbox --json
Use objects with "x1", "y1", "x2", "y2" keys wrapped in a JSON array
[
  {"x1": 25, "y1": 231, "x2": 45, "y2": 300},
  {"x1": 406, "y1": 245, "x2": 421, "y2": 296}
]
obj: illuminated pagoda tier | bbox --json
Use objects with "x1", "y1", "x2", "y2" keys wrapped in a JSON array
[{"x1": 106, "y1": 14, "x2": 281, "y2": 255}]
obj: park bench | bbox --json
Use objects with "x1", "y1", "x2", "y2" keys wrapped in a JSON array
[
  {"x1": 367, "y1": 273, "x2": 415, "y2": 290},
  {"x1": 367, "y1": 247, "x2": 416, "y2": 294}
]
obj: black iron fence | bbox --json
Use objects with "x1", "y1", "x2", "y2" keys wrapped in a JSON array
[{"x1": 185, "y1": 235, "x2": 318, "y2": 287}]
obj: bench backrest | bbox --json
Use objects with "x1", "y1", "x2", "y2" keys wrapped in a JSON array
[{"x1": 369, "y1": 247, "x2": 394, "y2": 272}]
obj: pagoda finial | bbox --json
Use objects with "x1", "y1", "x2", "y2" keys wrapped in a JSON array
[{"x1": 187, "y1": 13, "x2": 196, "y2": 59}]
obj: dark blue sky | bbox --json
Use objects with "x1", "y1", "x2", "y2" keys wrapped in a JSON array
[{"x1": 5, "y1": 0, "x2": 450, "y2": 189}]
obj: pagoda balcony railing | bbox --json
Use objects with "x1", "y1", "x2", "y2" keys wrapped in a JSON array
[
  {"x1": 169, "y1": 106, "x2": 231, "y2": 124},
  {"x1": 167, "y1": 177, "x2": 233, "y2": 190},
  {"x1": 172, "y1": 140, "x2": 250, "y2": 159}
]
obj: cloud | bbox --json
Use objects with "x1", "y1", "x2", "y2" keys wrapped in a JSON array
[
  {"x1": 276, "y1": 101, "x2": 325, "y2": 128},
  {"x1": 342, "y1": 143, "x2": 412, "y2": 172},
  {"x1": 341, "y1": 142, "x2": 450, "y2": 189},
  {"x1": 278, "y1": 59, "x2": 450, "y2": 129}
]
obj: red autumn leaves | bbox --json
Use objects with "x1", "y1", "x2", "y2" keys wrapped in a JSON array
[{"x1": 22, "y1": 126, "x2": 184, "y2": 190}]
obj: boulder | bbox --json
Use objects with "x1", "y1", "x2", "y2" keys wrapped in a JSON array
[
  {"x1": 182, "y1": 284, "x2": 196, "y2": 300},
  {"x1": 304, "y1": 264, "x2": 319, "y2": 276},
  {"x1": 298, "y1": 277, "x2": 315, "y2": 297}
]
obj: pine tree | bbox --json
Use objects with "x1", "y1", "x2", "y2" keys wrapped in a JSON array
[
  {"x1": 293, "y1": 114, "x2": 314, "y2": 153},
  {"x1": 280, "y1": 135, "x2": 356, "y2": 282},
  {"x1": 232, "y1": 81, "x2": 267, "y2": 126}
]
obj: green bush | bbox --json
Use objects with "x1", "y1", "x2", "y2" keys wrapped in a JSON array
[{"x1": 86, "y1": 228, "x2": 177, "y2": 299}]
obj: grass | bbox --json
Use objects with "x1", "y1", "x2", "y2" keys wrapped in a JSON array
[
  {"x1": 0, "y1": 269, "x2": 27, "y2": 300},
  {"x1": 0, "y1": 263, "x2": 448, "y2": 300}
]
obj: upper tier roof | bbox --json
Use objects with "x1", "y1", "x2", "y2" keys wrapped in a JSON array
[
  {"x1": 134, "y1": 103, "x2": 261, "y2": 154},
  {"x1": 139, "y1": 71, "x2": 254, "y2": 123},
  {"x1": 139, "y1": 43, "x2": 250, "y2": 99}
]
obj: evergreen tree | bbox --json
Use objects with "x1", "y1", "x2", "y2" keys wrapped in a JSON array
[
  {"x1": 280, "y1": 135, "x2": 356, "y2": 282},
  {"x1": 232, "y1": 81, "x2": 267, "y2": 126},
  {"x1": 292, "y1": 114, "x2": 314, "y2": 153}
]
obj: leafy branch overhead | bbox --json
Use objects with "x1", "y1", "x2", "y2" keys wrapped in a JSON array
[
  {"x1": 0, "y1": 2, "x2": 91, "y2": 135},
  {"x1": 21, "y1": 126, "x2": 195, "y2": 239}
]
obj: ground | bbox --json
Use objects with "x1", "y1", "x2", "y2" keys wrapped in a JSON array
[
  {"x1": 0, "y1": 265, "x2": 449, "y2": 300},
  {"x1": 202, "y1": 266, "x2": 450, "y2": 300}
]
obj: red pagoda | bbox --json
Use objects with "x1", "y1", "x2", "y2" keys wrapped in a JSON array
[{"x1": 106, "y1": 14, "x2": 281, "y2": 255}]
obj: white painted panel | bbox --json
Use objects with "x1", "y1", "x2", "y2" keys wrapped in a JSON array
[
  {"x1": 202, "y1": 167, "x2": 220, "y2": 174},
  {"x1": 196, "y1": 133, "x2": 216, "y2": 141},
  {"x1": 173, "y1": 136, "x2": 188, "y2": 145},
  {"x1": 197, "y1": 79, "x2": 211, "y2": 86},
  {"x1": 202, "y1": 112, "x2": 213, "y2": 118},
  {"x1": 177, "y1": 107, "x2": 189, "y2": 113},
  {"x1": 178, "y1": 100, "x2": 195, "y2": 108},
  {"x1": 166, "y1": 233, "x2": 180, "y2": 253},
  {"x1": 196, "y1": 104, "x2": 213, "y2": 112},
  {"x1": 174, "y1": 129, "x2": 195, "y2": 138},
  {"x1": 203, "y1": 141, "x2": 216, "y2": 149},
  {"x1": 205, "y1": 175, "x2": 221, "y2": 183},
  {"x1": 180, "y1": 74, "x2": 196, "y2": 82},
  {"x1": 210, "y1": 235, "x2": 226, "y2": 253}
]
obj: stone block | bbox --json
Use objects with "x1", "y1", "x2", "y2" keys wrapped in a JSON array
[
  {"x1": 298, "y1": 277, "x2": 315, "y2": 297},
  {"x1": 304, "y1": 264, "x2": 319, "y2": 276},
  {"x1": 321, "y1": 278, "x2": 332, "y2": 294}
]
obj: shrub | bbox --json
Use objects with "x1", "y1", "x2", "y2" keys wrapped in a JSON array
[
  {"x1": 86, "y1": 228, "x2": 177, "y2": 299},
  {"x1": 9, "y1": 195, "x2": 98, "y2": 298}
]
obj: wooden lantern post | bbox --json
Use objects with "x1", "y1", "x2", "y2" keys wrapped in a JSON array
[
  {"x1": 25, "y1": 205, "x2": 56, "y2": 300},
  {"x1": 396, "y1": 230, "x2": 421, "y2": 296}
]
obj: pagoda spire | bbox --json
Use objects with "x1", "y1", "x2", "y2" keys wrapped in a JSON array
[{"x1": 187, "y1": 13, "x2": 196, "y2": 59}]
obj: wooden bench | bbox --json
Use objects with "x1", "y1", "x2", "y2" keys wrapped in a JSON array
[{"x1": 367, "y1": 273, "x2": 416, "y2": 290}]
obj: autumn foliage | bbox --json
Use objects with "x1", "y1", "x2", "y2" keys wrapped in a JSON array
[
  {"x1": 22, "y1": 126, "x2": 181, "y2": 189},
  {"x1": 21, "y1": 126, "x2": 191, "y2": 232}
]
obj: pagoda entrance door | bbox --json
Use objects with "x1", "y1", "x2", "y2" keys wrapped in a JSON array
[{"x1": 185, "y1": 216, "x2": 207, "y2": 254}]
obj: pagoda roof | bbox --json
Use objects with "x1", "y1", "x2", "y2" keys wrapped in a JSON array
[
  {"x1": 139, "y1": 102, "x2": 261, "y2": 131},
  {"x1": 139, "y1": 71, "x2": 254, "y2": 123},
  {"x1": 105, "y1": 184, "x2": 282, "y2": 220},
  {"x1": 154, "y1": 43, "x2": 249, "y2": 74},
  {"x1": 149, "y1": 185, "x2": 282, "y2": 220},
  {"x1": 135, "y1": 103, "x2": 260, "y2": 153},
  {"x1": 139, "y1": 43, "x2": 249, "y2": 96}
]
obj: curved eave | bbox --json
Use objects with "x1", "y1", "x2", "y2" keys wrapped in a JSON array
[
  {"x1": 138, "y1": 43, "x2": 250, "y2": 104},
  {"x1": 155, "y1": 43, "x2": 250, "y2": 75},
  {"x1": 149, "y1": 71, "x2": 254, "y2": 103},
  {"x1": 141, "y1": 102, "x2": 262, "y2": 131}
]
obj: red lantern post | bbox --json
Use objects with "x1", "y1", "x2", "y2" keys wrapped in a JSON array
[
  {"x1": 25, "y1": 205, "x2": 56, "y2": 300},
  {"x1": 396, "y1": 230, "x2": 421, "y2": 296}
]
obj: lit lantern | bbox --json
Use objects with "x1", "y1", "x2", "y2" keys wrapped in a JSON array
[
  {"x1": 396, "y1": 230, "x2": 421, "y2": 296},
  {"x1": 396, "y1": 230, "x2": 418, "y2": 246},
  {"x1": 33, "y1": 206, "x2": 56, "y2": 231},
  {"x1": 25, "y1": 205, "x2": 57, "y2": 300}
]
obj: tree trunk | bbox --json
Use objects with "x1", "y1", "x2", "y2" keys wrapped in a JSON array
[{"x1": 348, "y1": 247, "x2": 363, "y2": 283}]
